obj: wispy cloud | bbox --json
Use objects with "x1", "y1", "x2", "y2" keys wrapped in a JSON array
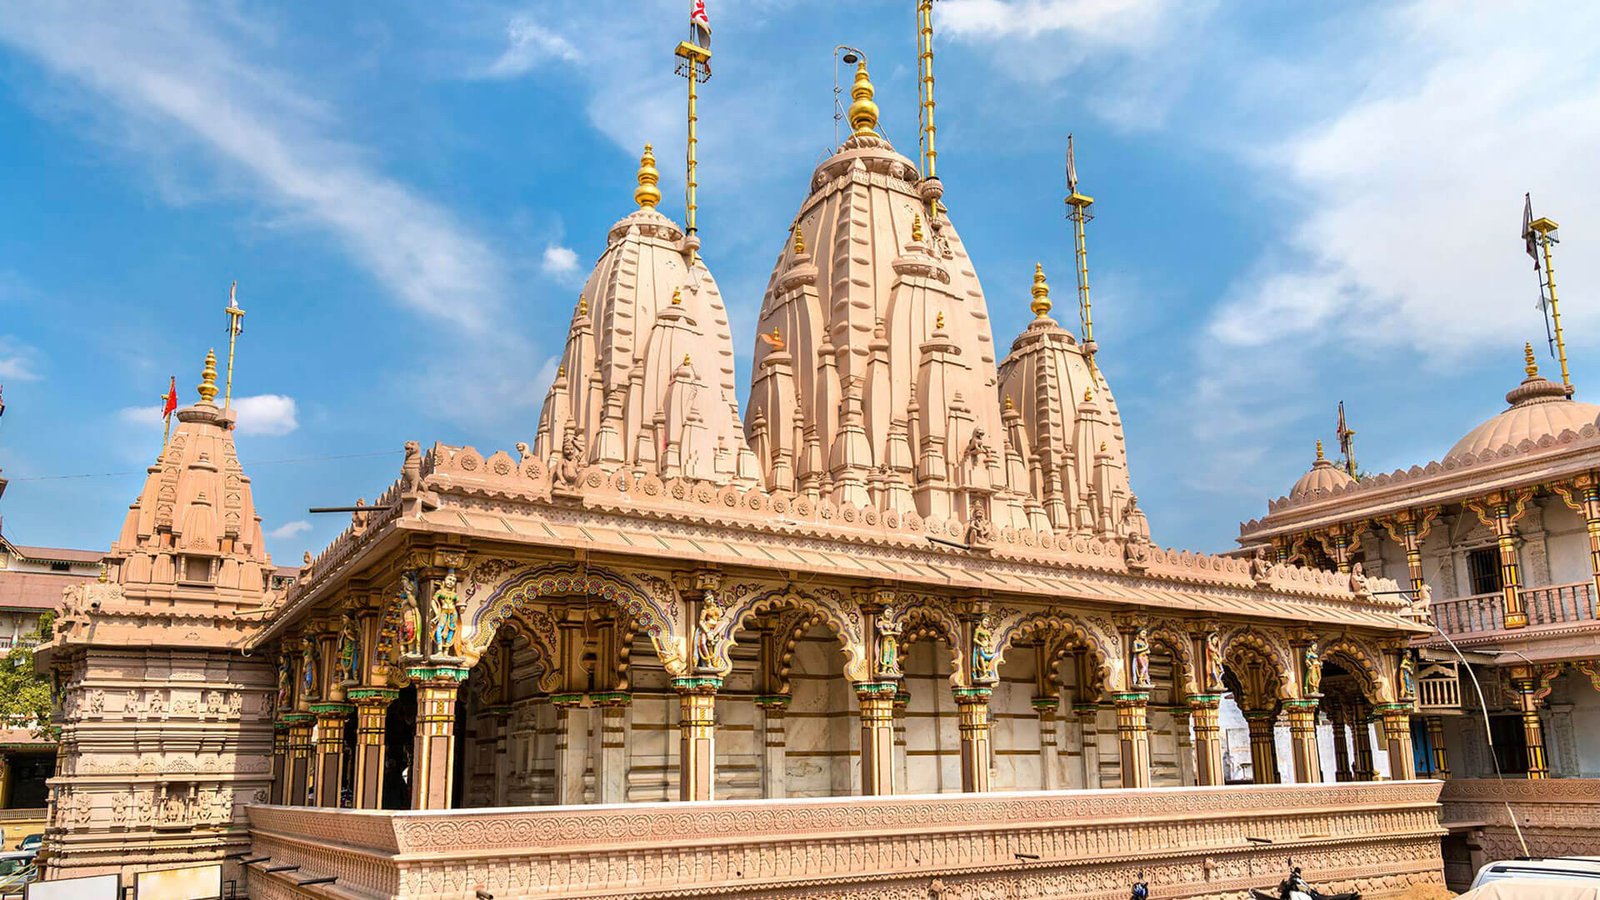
[
  {"x1": 267, "y1": 519, "x2": 312, "y2": 540},
  {"x1": 0, "y1": 338, "x2": 43, "y2": 382},
  {"x1": 541, "y1": 244, "x2": 581, "y2": 279},
  {"x1": 232, "y1": 394, "x2": 299, "y2": 437},
  {"x1": 0, "y1": 1, "x2": 508, "y2": 334},
  {"x1": 478, "y1": 16, "x2": 581, "y2": 78}
]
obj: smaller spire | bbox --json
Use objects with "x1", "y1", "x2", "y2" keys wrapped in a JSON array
[
  {"x1": 1524, "y1": 341, "x2": 1539, "y2": 377},
  {"x1": 1030, "y1": 262, "x2": 1052, "y2": 318},
  {"x1": 635, "y1": 143, "x2": 661, "y2": 209},
  {"x1": 912, "y1": 213, "x2": 924, "y2": 243},
  {"x1": 197, "y1": 349, "x2": 219, "y2": 406},
  {"x1": 1315, "y1": 439, "x2": 1325, "y2": 461},
  {"x1": 847, "y1": 61, "x2": 879, "y2": 137}
]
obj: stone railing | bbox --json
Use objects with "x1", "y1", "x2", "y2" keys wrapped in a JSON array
[
  {"x1": 246, "y1": 783, "x2": 1447, "y2": 900},
  {"x1": 1432, "y1": 581, "x2": 1596, "y2": 636},
  {"x1": 1441, "y1": 778, "x2": 1600, "y2": 862}
]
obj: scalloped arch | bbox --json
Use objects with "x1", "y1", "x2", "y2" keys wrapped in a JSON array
[
  {"x1": 993, "y1": 612, "x2": 1119, "y2": 693},
  {"x1": 720, "y1": 588, "x2": 868, "y2": 683},
  {"x1": 1320, "y1": 635, "x2": 1392, "y2": 704},
  {"x1": 892, "y1": 600, "x2": 965, "y2": 686},
  {"x1": 1220, "y1": 626, "x2": 1295, "y2": 702}
]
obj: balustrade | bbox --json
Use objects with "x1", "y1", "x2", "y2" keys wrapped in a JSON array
[{"x1": 1432, "y1": 582, "x2": 1594, "y2": 635}]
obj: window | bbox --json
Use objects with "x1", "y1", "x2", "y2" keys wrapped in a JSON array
[
  {"x1": 1467, "y1": 547, "x2": 1502, "y2": 596},
  {"x1": 183, "y1": 557, "x2": 213, "y2": 583},
  {"x1": 49, "y1": 561, "x2": 69, "y2": 573}
]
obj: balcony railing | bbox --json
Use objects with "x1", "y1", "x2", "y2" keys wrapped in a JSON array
[{"x1": 1431, "y1": 581, "x2": 1596, "y2": 635}]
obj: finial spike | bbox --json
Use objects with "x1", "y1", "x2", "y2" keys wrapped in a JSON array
[
  {"x1": 197, "y1": 349, "x2": 219, "y2": 406},
  {"x1": 848, "y1": 61, "x2": 879, "y2": 137},
  {"x1": 1315, "y1": 439, "x2": 1325, "y2": 461},
  {"x1": 912, "y1": 213, "x2": 924, "y2": 243},
  {"x1": 1083, "y1": 385, "x2": 1093, "y2": 403},
  {"x1": 671, "y1": 286, "x2": 683, "y2": 306},
  {"x1": 793, "y1": 225, "x2": 806, "y2": 255},
  {"x1": 635, "y1": 143, "x2": 662, "y2": 209},
  {"x1": 1525, "y1": 341, "x2": 1539, "y2": 377},
  {"x1": 1030, "y1": 262, "x2": 1052, "y2": 318},
  {"x1": 935, "y1": 311, "x2": 945, "y2": 330},
  {"x1": 577, "y1": 295, "x2": 588, "y2": 317}
]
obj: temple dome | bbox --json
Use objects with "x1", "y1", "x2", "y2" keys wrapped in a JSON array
[
  {"x1": 535, "y1": 145, "x2": 758, "y2": 485},
  {"x1": 1290, "y1": 441, "x2": 1355, "y2": 498},
  {"x1": 1447, "y1": 344, "x2": 1600, "y2": 459},
  {"x1": 743, "y1": 61, "x2": 1021, "y2": 529}
]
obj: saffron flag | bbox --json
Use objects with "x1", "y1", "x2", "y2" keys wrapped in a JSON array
[
  {"x1": 1523, "y1": 193, "x2": 1540, "y2": 271},
  {"x1": 690, "y1": 0, "x2": 711, "y2": 51},
  {"x1": 1066, "y1": 134, "x2": 1078, "y2": 193},
  {"x1": 163, "y1": 376, "x2": 178, "y2": 419},
  {"x1": 0, "y1": 384, "x2": 5, "y2": 419}
]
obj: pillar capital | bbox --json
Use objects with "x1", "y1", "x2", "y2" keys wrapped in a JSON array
[
  {"x1": 348, "y1": 687, "x2": 400, "y2": 704},
  {"x1": 672, "y1": 675, "x2": 724, "y2": 695},
  {"x1": 406, "y1": 664, "x2": 470, "y2": 686},
  {"x1": 1113, "y1": 692, "x2": 1151, "y2": 788},
  {"x1": 754, "y1": 694, "x2": 792, "y2": 711}
]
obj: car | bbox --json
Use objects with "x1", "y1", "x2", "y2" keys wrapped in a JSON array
[
  {"x1": 1471, "y1": 858, "x2": 1600, "y2": 891},
  {"x1": 15, "y1": 834, "x2": 40, "y2": 852},
  {"x1": 0, "y1": 849, "x2": 35, "y2": 881},
  {"x1": 1458, "y1": 877, "x2": 1600, "y2": 899}
]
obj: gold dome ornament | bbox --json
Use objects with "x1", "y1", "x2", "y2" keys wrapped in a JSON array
[
  {"x1": 911, "y1": 213, "x2": 924, "y2": 243},
  {"x1": 1030, "y1": 263, "x2": 1052, "y2": 318},
  {"x1": 197, "y1": 349, "x2": 220, "y2": 406},
  {"x1": 1524, "y1": 341, "x2": 1539, "y2": 377},
  {"x1": 848, "y1": 61, "x2": 879, "y2": 137},
  {"x1": 634, "y1": 143, "x2": 662, "y2": 209}
]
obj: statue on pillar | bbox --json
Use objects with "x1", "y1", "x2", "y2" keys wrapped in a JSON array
[
  {"x1": 1399, "y1": 653, "x2": 1416, "y2": 700},
  {"x1": 695, "y1": 599, "x2": 723, "y2": 672},
  {"x1": 275, "y1": 654, "x2": 292, "y2": 713},
  {"x1": 1204, "y1": 631, "x2": 1225, "y2": 693},
  {"x1": 400, "y1": 572, "x2": 422, "y2": 656},
  {"x1": 970, "y1": 623, "x2": 997, "y2": 683},
  {"x1": 431, "y1": 571, "x2": 461, "y2": 657},
  {"x1": 875, "y1": 610, "x2": 902, "y2": 679},
  {"x1": 1130, "y1": 627, "x2": 1152, "y2": 689},
  {"x1": 337, "y1": 613, "x2": 361, "y2": 685},
  {"x1": 300, "y1": 640, "x2": 319, "y2": 704},
  {"x1": 1303, "y1": 641, "x2": 1323, "y2": 697}
]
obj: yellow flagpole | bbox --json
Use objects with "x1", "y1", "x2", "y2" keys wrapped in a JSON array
[
  {"x1": 917, "y1": 0, "x2": 938, "y2": 218},
  {"x1": 1065, "y1": 135, "x2": 1096, "y2": 357},
  {"x1": 223, "y1": 280, "x2": 246, "y2": 409},
  {"x1": 1529, "y1": 216, "x2": 1572, "y2": 393},
  {"x1": 675, "y1": 35, "x2": 712, "y2": 262}
]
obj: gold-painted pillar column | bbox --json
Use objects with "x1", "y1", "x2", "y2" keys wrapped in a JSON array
[
  {"x1": 409, "y1": 666, "x2": 468, "y2": 810},
  {"x1": 954, "y1": 687, "x2": 993, "y2": 793},
  {"x1": 270, "y1": 721, "x2": 289, "y2": 805},
  {"x1": 1469, "y1": 492, "x2": 1531, "y2": 629},
  {"x1": 1114, "y1": 693, "x2": 1152, "y2": 789},
  {"x1": 1555, "y1": 476, "x2": 1600, "y2": 612},
  {"x1": 1244, "y1": 710, "x2": 1279, "y2": 784},
  {"x1": 1351, "y1": 703, "x2": 1376, "y2": 781},
  {"x1": 857, "y1": 682, "x2": 898, "y2": 796},
  {"x1": 1376, "y1": 703, "x2": 1417, "y2": 781},
  {"x1": 1283, "y1": 700, "x2": 1322, "y2": 784},
  {"x1": 350, "y1": 689, "x2": 396, "y2": 810},
  {"x1": 312, "y1": 703, "x2": 353, "y2": 807},
  {"x1": 282, "y1": 713, "x2": 314, "y2": 806},
  {"x1": 675, "y1": 676, "x2": 721, "y2": 801},
  {"x1": 1511, "y1": 668, "x2": 1549, "y2": 779},
  {"x1": 1427, "y1": 716, "x2": 1451, "y2": 779},
  {"x1": 1330, "y1": 701, "x2": 1353, "y2": 782},
  {"x1": 1380, "y1": 508, "x2": 1439, "y2": 598},
  {"x1": 1189, "y1": 695, "x2": 1224, "y2": 787}
]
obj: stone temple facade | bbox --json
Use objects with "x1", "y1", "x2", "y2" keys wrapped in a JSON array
[{"x1": 34, "y1": 55, "x2": 1449, "y2": 900}]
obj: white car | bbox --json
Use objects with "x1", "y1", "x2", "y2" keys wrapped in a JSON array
[{"x1": 1470, "y1": 858, "x2": 1600, "y2": 892}]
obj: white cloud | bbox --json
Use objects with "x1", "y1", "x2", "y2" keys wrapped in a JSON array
[
  {"x1": 541, "y1": 244, "x2": 581, "y2": 278},
  {"x1": 232, "y1": 394, "x2": 298, "y2": 436},
  {"x1": 0, "y1": 338, "x2": 43, "y2": 382},
  {"x1": 0, "y1": 1, "x2": 508, "y2": 334},
  {"x1": 940, "y1": 0, "x2": 1189, "y2": 47},
  {"x1": 267, "y1": 520, "x2": 312, "y2": 540},
  {"x1": 479, "y1": 17, "x2": 581, "y2": 79},
  {"x1": 116, "y1": 404, "x2": 163, "y2": 429}
]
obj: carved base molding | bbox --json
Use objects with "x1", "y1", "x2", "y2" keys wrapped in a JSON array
[
  {"x1": 1442, "y1": 777, "x2": 1600, "y2": 862},
  {"x1": 247, "y1": 782, "x2": 1447, "y2": 900}
]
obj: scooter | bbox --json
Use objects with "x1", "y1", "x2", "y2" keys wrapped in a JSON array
[{"x1": 1249, "y1": 864, "x2": 1361, "y2": 900}]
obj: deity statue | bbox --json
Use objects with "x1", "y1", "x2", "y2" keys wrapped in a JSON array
[
  {"x1": 1250, "y1": 546, "x2": 1273, "y2": 584},
  {"x1": 1124, "y1": 534, "x2": 1150, "y2": 569},
  {"x1": 1303, "y1": 641, "x2": 1323, "y2": 696},
  {"x1": 965, "y1": 500, "x2": 994, "y2": 547},
  {"x1": 276, "y1": 654, "x2": 292, "y2": 711},
  {"x1": 1205, "y1": 631, "x2": 1225, "y2": 692},
  {"x1": 1415, "y1": 583, "x2": 1433, "y2": 620},
  {"x1": 875, "y1": 610, "x2": 902, "y2": 679},
  {"x1": 1130, "y1": 627, "x2": 1152, "y2": 689},
  {"x1": 400, "y1": 572, "x2": 421, "y2": 656},
  {"x1": 556, "y1": 431, "x2": 585, "y2": 487},
  {"x1": 337, "y1": 613, "x2": 360, "y2": 684},
  {"x1": 695, "y1": 600, "x2": 723, "y2": 671},
  {"x1": 971, "y1": 623, "x2": 997, "y2": 683},
  {"x1": 300, "y1": 640, "x2": 318, "y2": 703},
  {"x1": 431, "y1": 572, "x2": 461, "y2": 657},
  {"x1": 1348, "y1": 561, "x2": 1371, "y2": 598},
  {"x1": 1399, "y1": 653, "x2": 1417, "y2": 700}
]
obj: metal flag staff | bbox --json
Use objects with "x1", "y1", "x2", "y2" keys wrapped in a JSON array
[
  {"x1": 1523, "y1": 193, "x2": 1572, "y2": 395},
  {"x1": 916, "y1": 0, "x2": 940, "y2": 219},
  {"x1": 224, "y1": 280, "x2": 246, "y2": 409},
  {"x1": 1065, "y1": 135, "x2": 1097, "y2": 363},
  {"x1": 675, "y1": 0, "x2": 713, "y2": 264}
]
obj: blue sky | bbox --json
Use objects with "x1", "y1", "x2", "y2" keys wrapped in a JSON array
[{"x1": 1, "y1": 0, "x2": 1598, "y2": 560}]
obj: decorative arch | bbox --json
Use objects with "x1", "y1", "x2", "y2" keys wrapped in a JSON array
[
  {"x1": 1220, "y1": 626, "x2": 1295, "y2": 706},
  {"x1": 1319, "y1": 634, "x2": 1393, "y2": 704},
  {"x1": 719, "y1": 587, "x2": 868, "y2": 683},
  {"x1": 463, "y1": 564, "x2": 686, "y2": 675},
  {"x1": 891, "y1": 598, "x2": 964, "y2": 686},
  {"x1": 767, "y1": 608, "x2": 825, "y2": 696},
  {"x1": 993, "y1": 611, "x2": 1121, "y2": 694},
  {"x1": 1145, "y1": 620, "x2": 1199, "y2": 698}
]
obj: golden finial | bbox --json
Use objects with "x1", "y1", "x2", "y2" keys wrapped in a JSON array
[
  {"x1": 1524, "y1": 341, "x2": 1539, "y2": 377},
  {"x1": 793, "y1": 226, "x2": 806, "y2": 255},
  {"x1": 197, "y1": 348, "x2": 219, "y2": 406},
  {"x1": 671, "y1": 286, "x2": 683, "y2": 306},
  {"x1": 557, "y1": 364, "x2": 566, "y2": 379},
  {"x1": 912, "y1": 213, "x2": 924, "y2": 243},
  {"x1": 682, "y1": 353, "x2": 692, "y2": 367},
  {"x1": 1030, "y1": 262, "x2": 1052, "y2": 318},
  {"x1": 935, "y1": 311, "x2": 945, "y2": 330},
  {"x1": 1315, "y1": 439, "x2": 1325, "y2": 461},
  {"x1": 1004, "y1": 396, "x2": 1014, "y2": 411},
  {"x1": 577, "y1": 295, "x2": 588, "y2": 317},
  {"x1": 1083, "y1": 385, "x2": 1093, "y2": 402},
  {"x1": 634, "y1": 143, "x2": 661, "y2": 209},
  {"x1": 1100, "y1": 440, "x2": 1107, "y2": 452},
  {"x1": 848, "y1": 61, "x2": 879, "y2": 137}
]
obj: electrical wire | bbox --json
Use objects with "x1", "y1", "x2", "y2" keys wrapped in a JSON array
[{"x1": 4, "y1": 449, "x2": 401, "y2": 482}]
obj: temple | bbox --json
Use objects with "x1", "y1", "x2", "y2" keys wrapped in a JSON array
[{"x1": 30, "y1": 19, "x2": 1455, "y2": 900}]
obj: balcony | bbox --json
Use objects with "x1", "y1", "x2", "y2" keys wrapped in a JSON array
[{"x1": 1431, "y1": 581, "x2": 1596, "y2": 636}]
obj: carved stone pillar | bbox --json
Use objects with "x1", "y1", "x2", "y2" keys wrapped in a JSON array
[
  {"x1": 1379, "y1": 508, "x2": 1440, "y2": 597},
  {"x1": 1351, "y1": 704, "x2": 1375, "y2": 782},
  {"x1": 1188, "y1": 695, "x2": 1224, "y2": 787},
  {"x1": 312, "y1": 702, "x2": 353, "y2": 807},
  {"x1": 409, "y1": 666, "x2": 468, "y2": 810},
  {"x1": 270, "y1": 721, "x2": 289, "y2": 805},
  {"x1": 1376, "y1": 703, "x2": 1417, "y2": 781},
  {"x1": 1114, "y1": 693, "x2": 1151, "y2": 789},
  {"x1": 954, "y1": 687, "x2": 992, "y2": 793},
  {"x1": 756, "y1": 696, "x2": 789, "y2": 799},
  {"x1": 1426, "y1": 716, "x2": 1451, "y2": 779},
  {"x1": 893, "y1": 690, "x2": 910, "y2": 792},
  {"x1": 1074, "y1": 703, "x2": 1101, "y2": 789},
  {"x1": 1554, "y1": 474, "x2": 1600, "y2": 609},
  {"x1": 675, "y1": 676, "x2": 720, "y2": 801},
  {"x1": 283, "y1": 713, "x2": 314, "y2": 806},
  {"x1": 1172, "y1": 705, "x2": 1195, "y2": 786},
  {"x1": 1330, "y1": 702, "x2": 1353, "y2": 782},
  {"x1": 550, "y1": 694, "x2": 586, "y2": 805},
  {"x1": 1467, "y1": 491, "x2": 1532, "y2": 629},
  {"x1": 858, "y1": 682, "x2": 898, "y2": 796},
  {"x1": 1035, "y1": 695, "x2": 1062, "y2": 790},
  {"x1": 593, "y1": 695, "x2": 630, "y2": 804},
  {"x1": 1283, "y1": 700, "x2": 1321, "y2": 784},
  {"x1": 350, "y1": 689, "x2": 396, "y2": 809},
  {"x1": 1244, "y1": 710, "x2": 1278, "y2": 784},
  {"x1": 1510, "y1": 669, "x2": 1549, "y2": 779}
]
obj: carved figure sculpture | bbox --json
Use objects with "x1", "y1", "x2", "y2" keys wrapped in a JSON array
[
  {"x1": 1130, "y1": 627, "x2": 1152, "y2": 689},
  {"x1": 1303, "y1": 640, "x2": 1323, "y2": 696},
  {"x1": 695, "y1": 600, "x2": 723, "y2": 671},
  {"x1": 276, "y1": 655, "x2": 292, "y2": 711},
  {"x1": 1348, "y1": 561, "x2": 1371, "y2": 598},
  {"x1": 971, "y1": 623, "x2": 997, "y2": 683},
  {"x1": 1125, "y1": 534, "x2": 1150, "y2": 569},
  {"x1": 875, "y1": 610, "x2": 902, "y2": 679},
  {"x1": 337, "y1": 613, "x2": 360, "y2": 684},
  {"x1": 431, "y1": 572, "x2": 461, "y2": 657},
  {"x1": 400, "y1": 572, "x2": 422, "y2": 656},
  {"x1": 1250, "y1": 546, "x2": 1272, "y2": 584},
  {"x1": 557, "y1": 431, "x2": 585, "y2": 486},
  {"x1": 966, "y1": 501, "x2": 994, "y2": 547},
  {"x1": 301, "y1": 640, "x2": 318, "y2": 702},
  {"x1": 1399, "y1": 653, "x2": 1416, "y2": 700},
  {"x1": 1205, "y1": 631, "x2": 1225, "y2": 692}
]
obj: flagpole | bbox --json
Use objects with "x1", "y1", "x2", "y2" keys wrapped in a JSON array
[
  {"x1": 916, "y1": 0, "x2": 939, "y2": 219},
  {"x1": 1530, "y1": 216, "x2": 1572, "y2": 393},
  {"x1": 224, "y1": 280, "x2": 245, "y2": 409},
  {"x1": 162, "y1": 394, "x2": 173, "y2": 449},
  {"x1": 675, "y1": 6, "x2": 712, "y2": 264},
  {"x1": 1065, "y1": 135, "x2": 1097, "y2": 361}
]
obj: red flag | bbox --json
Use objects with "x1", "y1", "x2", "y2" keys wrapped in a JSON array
[
  {"x1": 1523, "y1": 193, "x2": 1540, "y2": 271},
  {"x1": 691, "y1": 0, "x2": 709, "y2": 26},
  {"x1": 690, "y1": 0, "x2": 711, "y2": 52},
  {"x1": 0, "y1": 384, "x2": 6, "y2": 419},
  {"x1": 163, "y1": 376, "x2": 178, "y2": 418}
]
